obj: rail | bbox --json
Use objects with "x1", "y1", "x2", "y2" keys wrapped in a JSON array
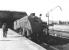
[
  {"x1": 49, "y1": 29, "x2": 69, "y2": 33},
  {"x1": 49, "y1": 29, "x2": 69, "y2": 39}
]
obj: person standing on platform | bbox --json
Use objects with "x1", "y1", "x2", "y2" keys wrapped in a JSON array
[{"x1": 2, "y1": 23, "x2": 8, "y2": 37}]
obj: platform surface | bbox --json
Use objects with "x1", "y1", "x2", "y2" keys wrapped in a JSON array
[{"x1": 0, "y1": 29, "x2": 46, "y2": 50}]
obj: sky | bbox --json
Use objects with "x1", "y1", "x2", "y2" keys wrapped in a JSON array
[{"x1": 0, "y1": 0, "x2": 69, "y2": 22}]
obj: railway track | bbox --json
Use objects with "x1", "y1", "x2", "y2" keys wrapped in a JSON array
[{"x1": 49, "y1": 29, "x2": 69, "y2": 39}]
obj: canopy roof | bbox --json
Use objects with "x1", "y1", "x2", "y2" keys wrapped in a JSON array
[
  {"x1": 0, "y1": 10, "x2": 27, "y2": 22},
  {"x1": 0, "y1": 10, "x2": 27, "y2": 28}
]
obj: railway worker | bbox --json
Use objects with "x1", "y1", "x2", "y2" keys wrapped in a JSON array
[{"x1": 2, "y1": 23, "x2": 8, "y2": 37}]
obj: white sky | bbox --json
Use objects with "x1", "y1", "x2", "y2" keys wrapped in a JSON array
[{"x1": 0, "y1": 0, "x2": 69, "y2": 21}]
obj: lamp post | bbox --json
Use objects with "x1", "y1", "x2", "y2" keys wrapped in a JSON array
[{"x1": 46, "y1": 5, "x2": 62, "y2": 35}]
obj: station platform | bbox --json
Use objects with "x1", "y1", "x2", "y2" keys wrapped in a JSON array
[{"x1": 0, "y1": 28, "x2": 46, "y2": 50}]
